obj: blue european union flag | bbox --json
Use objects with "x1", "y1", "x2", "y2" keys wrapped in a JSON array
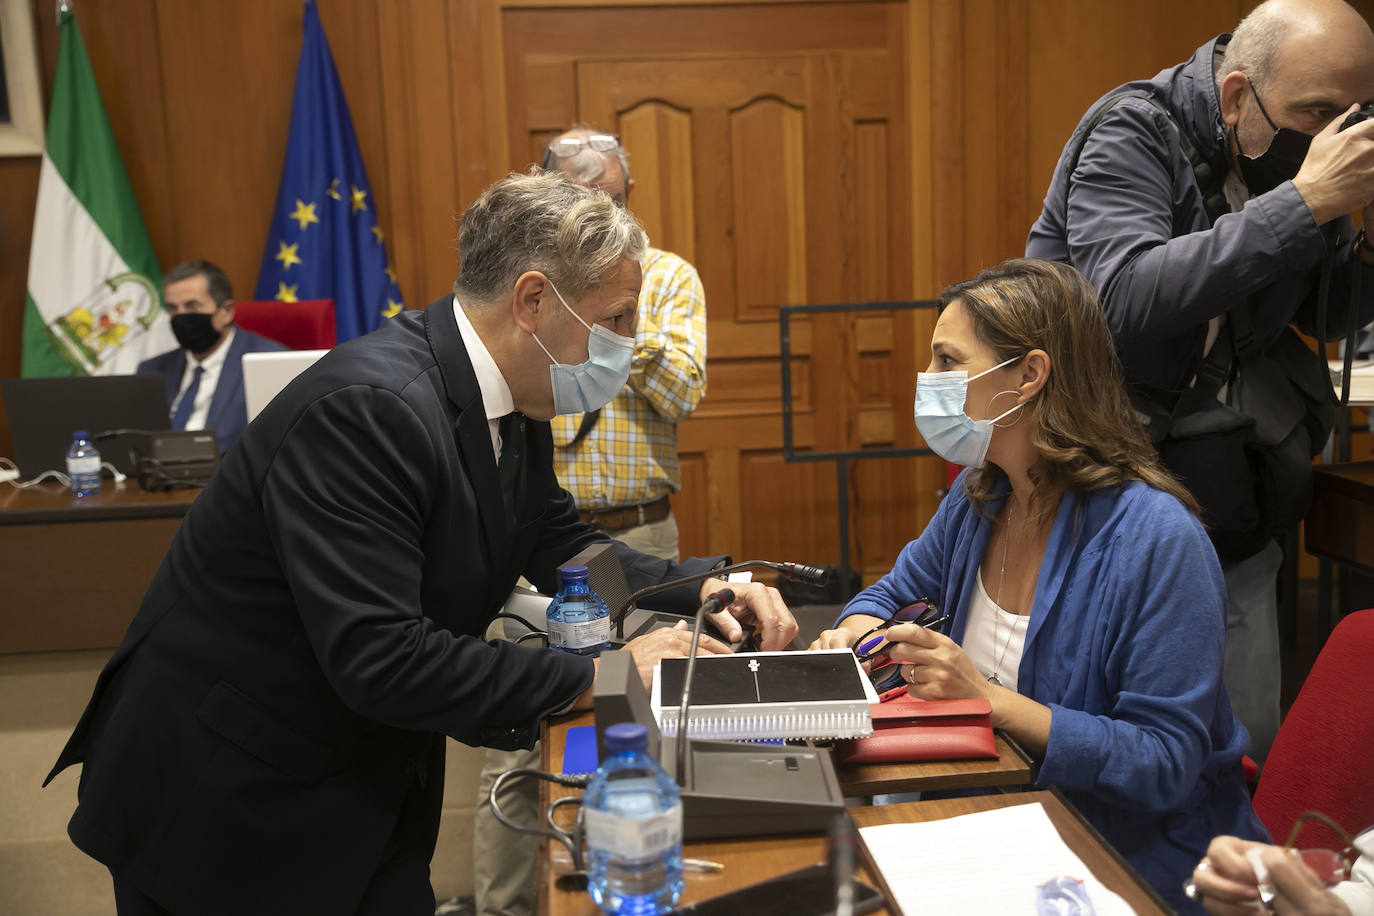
[{"x1": 254, "y1": 0, "x2": 403, "y2": 342}]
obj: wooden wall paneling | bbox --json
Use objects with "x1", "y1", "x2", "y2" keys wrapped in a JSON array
[
  {"x1": 619, "y1": 102, "x2": 697, "y2": 263},
  {"x1": 689, "y1": 107, "x2": 735, "y2": 325},
  {"x1": 730, "y1": 97, "x2": 808, "y2": 319},
  {"x1": 374, "y1": 0, "x2": 463, "y2": 307},
  {"x1": 741, "y1": 451, "x2": 841, "y2": 567},
  {"x1": 703, "y1": 447, "x2": 743, "y2": 556},
  {"x1": 448, "y1": 0, "x2": 511, "y2": 209},
  {"x1": 1024, "y1": 0, "x2": 1250, "y2": 227},
  {"x1": 673, "y1": 454, "x2": 708, "y2": 559},
  {"x1": 151, "y1": 0, "x2": 298, "y2": 292},
  {"x1": 0, "y1": 158, "x2": 41, "y2": 456}
]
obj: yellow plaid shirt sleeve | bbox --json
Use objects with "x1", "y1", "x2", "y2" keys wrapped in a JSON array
[{"x1": 551, "y1": 247, "x2": 706, "y2": 510}]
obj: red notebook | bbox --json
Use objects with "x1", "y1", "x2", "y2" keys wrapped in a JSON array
[{"x1": 835, "y1": 690, "x2": 997, "y2": 763}]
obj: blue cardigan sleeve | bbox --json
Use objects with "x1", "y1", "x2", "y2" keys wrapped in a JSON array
[
  {"x1": 1036, "y1": 496, "x2": 1230, "y2": 814},
  {"x1": 837, "y1": 483, "x2": 961, "y2": 625}
]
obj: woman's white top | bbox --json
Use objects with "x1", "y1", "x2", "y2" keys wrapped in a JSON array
[{"x1": 962, "y1": 570, "x2": 1029, "y2": 693}]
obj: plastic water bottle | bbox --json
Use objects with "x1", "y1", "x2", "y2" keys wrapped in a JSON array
[
  {"x1": 66, "y1": 430, "x2": 102, "y2": 499},
  {"x1": 584, "y1": 722, "x2": 684, "y2": 915},
  {"x1": 546, "y1": 564, "x2": 611, "y2": 656}
]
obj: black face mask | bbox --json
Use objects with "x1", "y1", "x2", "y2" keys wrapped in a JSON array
[
  {"x1": 1235, "y1": 76, "x2": 1312, "y2": 195},
  {"x1": 170, "y1": 312, "x2": 224, "y2": 354}
]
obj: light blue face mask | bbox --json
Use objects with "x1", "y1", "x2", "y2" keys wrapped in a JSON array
[
  {"x1": 530, "y1": 278, "x2": 634, "y2": 415},
  {"x1": 913, "y1": 355, "x2": 1024, "y2": 468}
]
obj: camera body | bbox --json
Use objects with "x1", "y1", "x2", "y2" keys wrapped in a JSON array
[{"x1": 1339, "y1": 102, "x2": 1374, "y2": 131}]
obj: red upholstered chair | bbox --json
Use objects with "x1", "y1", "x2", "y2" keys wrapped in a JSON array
[
  {"x1": 233, "y1": 299, "x2": 336, "y2": 350},
  {"x1": 1251, "y1": 608, "x2": 1374, "y2": 849}
]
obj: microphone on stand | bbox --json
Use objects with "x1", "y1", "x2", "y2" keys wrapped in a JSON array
[{"x1": 674, "y1": 587, "x2": 735, "y2": 789}]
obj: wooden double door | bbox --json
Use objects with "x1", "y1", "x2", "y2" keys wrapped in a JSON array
[{"x1": 504, "y1": 1, "x2": 938, "y2": 581}]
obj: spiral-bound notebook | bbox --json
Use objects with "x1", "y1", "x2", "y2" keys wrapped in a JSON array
[{"x1": 651, "y1": 649, "x2": 878, "y2": 741}]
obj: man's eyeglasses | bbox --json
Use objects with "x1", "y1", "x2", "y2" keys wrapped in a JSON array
[
  {"x1": 853, "y1": 599, "x2": 948, "y2": 664},
  {"x1": 546, "y1": 134, "x2": 620, "y2": 158}
]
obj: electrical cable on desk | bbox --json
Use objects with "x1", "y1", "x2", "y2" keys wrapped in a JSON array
[{"x1": 0, "y1": 456, "x2": 70, "y2": 489}]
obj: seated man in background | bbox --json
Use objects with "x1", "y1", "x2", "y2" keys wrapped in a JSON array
[
  {"x1": 813, "y1": 259, "x2": 1268, "y2": 913},
  {"x1": 138, "y1": 259, "x2": 286, "y2": 455},
  {"x1": 47, "y1": 171, "x2": 794, "y2": 916}
]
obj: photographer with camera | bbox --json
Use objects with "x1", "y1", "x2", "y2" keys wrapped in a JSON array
[{"x1": 1026, "y1": 0, "x2": 1374, "y2": 766}]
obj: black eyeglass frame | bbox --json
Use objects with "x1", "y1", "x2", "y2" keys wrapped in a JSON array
[{"x1": 853, "y1": 598, "x2": 948, "y2": 664}]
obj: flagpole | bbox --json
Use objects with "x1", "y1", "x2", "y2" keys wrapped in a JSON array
[{"x1": 56, "y1": 1, "x2": 71, "y2": 20}]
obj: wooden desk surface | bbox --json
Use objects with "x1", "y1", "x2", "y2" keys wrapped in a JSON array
[
  {"x1": 537, "y1": 712, "x2": 1044, "y2": 915},
  {"x1": 0, "y1": 479, "x2": 197, "y2": 524},
  {"x1": 537, "y1": 788, "x2": 1166, "y2": 915},
  {"x1": 848, "y1": 792, "x2": 1170, "y2": 916}
]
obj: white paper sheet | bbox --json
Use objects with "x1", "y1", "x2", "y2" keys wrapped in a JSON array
[{"x1": 858, "y1": 802, "x2": 1135, "y2": 915}]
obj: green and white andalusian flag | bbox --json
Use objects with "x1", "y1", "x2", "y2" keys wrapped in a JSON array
[{"x1": 22, "y1": 7, "x2": 169, "y2": 378}]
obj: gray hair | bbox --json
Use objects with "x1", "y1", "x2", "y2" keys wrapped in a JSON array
[
  {"x1": 454, "y1": 169, "x2": 646, "y2": 302},
  {"x1": 538, "y1": 124, "x2": 632, "y2": 187},
  {"x1": 164, "y1": 260, "x2": 233, "y2": 306},
  {"x1": 1221, "y1": 3, "x2": 1292, "y2": 91}
]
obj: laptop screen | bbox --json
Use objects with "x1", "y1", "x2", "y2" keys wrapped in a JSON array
[
  {"x1": 242, "y1": 349, "x2": 330, "y2": 422},
  {"x1": 2, "y1": 374, "x2": 171, "y2": 477}
]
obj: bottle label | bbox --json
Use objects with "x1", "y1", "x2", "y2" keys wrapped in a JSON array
[
  {"x1": 547, "y1": 616, "x2": 610, "y2": 650},
  {"x1": 584, "y1": 803, "x2": 683, "y2": 859},
  {"x1": 67, "y1": 456, "x2": 101, "y2": 476}
]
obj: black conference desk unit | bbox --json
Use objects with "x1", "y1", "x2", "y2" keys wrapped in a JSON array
[{"x1": 0, "y1": 480, "x2": 195, "y2": 654}]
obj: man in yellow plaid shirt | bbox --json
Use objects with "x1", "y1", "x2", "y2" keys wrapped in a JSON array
[
  {"x1": 541, "y1": 127, "x2": 707, "y2": 562},
  {"x1": 469, "y1": 128, "x2": 707, "y2": 916}
]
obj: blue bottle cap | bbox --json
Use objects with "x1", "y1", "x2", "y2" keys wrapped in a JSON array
[
  {"x1": 558, "y1": 564, "x2": 590, "y2": 582},
  {"x1": 603, "y1": 722, "x2": 648, "y2": 753},
  {"x1": 73, "y1": 430, "x2": 89, "y2": 440}
]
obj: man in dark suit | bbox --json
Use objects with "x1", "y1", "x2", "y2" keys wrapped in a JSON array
[
  {"x1": 47, "y1": 171, "x2": 796, "y2": 915},
  {"x1": 138, "y1": 260, "x2": 287, "y2": 455}
]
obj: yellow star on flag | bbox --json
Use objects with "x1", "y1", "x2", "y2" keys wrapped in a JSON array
[
  {"x1": 370, "y1": 225, "x2": 385, "y2": 243},
  {"x1": 350, "y1": 185, "x2": 368, "y2": 213},
  {"x1": 288, "y1": 199, "x2": 319, "y2": 231},
  {"x1": 274, "y1": 241, "x2": 303, "y2": 270},
  {"x1": 382, "y1": 299, "x2": 404, "y2": 318},
  {"x1": 385, "y1": 265, "x2": 398, "y2": 285},
  {"x1": 326, "y1": 178, "x2": 342, "y2": 200},
  {"x1": 275, "y1": 282, "x2": 299, "y2": 303}
]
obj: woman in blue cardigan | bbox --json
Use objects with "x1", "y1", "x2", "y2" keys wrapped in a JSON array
[{"x1": 813, "y1": 258, "x2": 1269, "y2": 912}]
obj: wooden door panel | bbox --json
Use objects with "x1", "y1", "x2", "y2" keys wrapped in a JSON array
[{"x1": 509, "y1": 2, "x2": 914, "y2": 582}]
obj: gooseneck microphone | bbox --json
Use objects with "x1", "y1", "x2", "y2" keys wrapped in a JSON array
[
  {"x1": 674, "y1": 587, "x2": 735, "y2": 789},
  {"x1": 610, "y1": 560, "x2": 829, "y2": 639}
]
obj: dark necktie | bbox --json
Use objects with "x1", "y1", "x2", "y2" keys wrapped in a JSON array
[
  {"x1": 171, "y1": 366, "x2": 204, "y2": 429},
  {"x1": 498, "y1": 412, "x2": 525, "y2": 533}
]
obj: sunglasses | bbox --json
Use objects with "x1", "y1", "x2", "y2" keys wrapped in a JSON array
[
  {"x1": 853, "y1": 598, "x2": 948, "y2": 664},
  {"x1": 546, "y1": 134, "x2": 620, "y2": 158}
]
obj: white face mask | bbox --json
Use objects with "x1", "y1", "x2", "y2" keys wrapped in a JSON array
[
  {"x1": 530, "y1": 278, "x2": 634, "y2": 415},
  {"x1": 913, "y1": 355, "x2": 1024, "y2": 468}
]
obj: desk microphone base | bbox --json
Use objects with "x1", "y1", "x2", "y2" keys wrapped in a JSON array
[{"x1": 660, "y1": 737, "x2": 845, "y2": 840}]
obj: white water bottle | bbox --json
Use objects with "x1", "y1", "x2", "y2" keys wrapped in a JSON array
[{"x1": 66, "y1": 430, "x2": 102, "y2": 499}]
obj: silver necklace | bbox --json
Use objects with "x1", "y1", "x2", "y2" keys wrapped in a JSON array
[{"x1": 988, "y1": 504, "x2": 1026, "y2": 687}]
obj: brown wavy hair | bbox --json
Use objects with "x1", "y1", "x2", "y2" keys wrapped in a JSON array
[{"x1": 939, "y1": 258, "x2": 1199, "y2": 522}]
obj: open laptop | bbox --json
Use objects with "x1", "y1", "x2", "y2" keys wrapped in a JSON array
[
  {"x1": 2, "y1": 374, "x2": 171, "y2": 477},
  {"x1": 242, "y1": 349, "x2": 330, "y2": 422}
]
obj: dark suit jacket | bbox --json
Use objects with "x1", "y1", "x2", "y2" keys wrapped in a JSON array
[
  {"x1": 137, "y1": 326, "x2": 288, "y2": 454},
  {"x1": 48, "y1": 298, "x2": 719, "y2": 914}
]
